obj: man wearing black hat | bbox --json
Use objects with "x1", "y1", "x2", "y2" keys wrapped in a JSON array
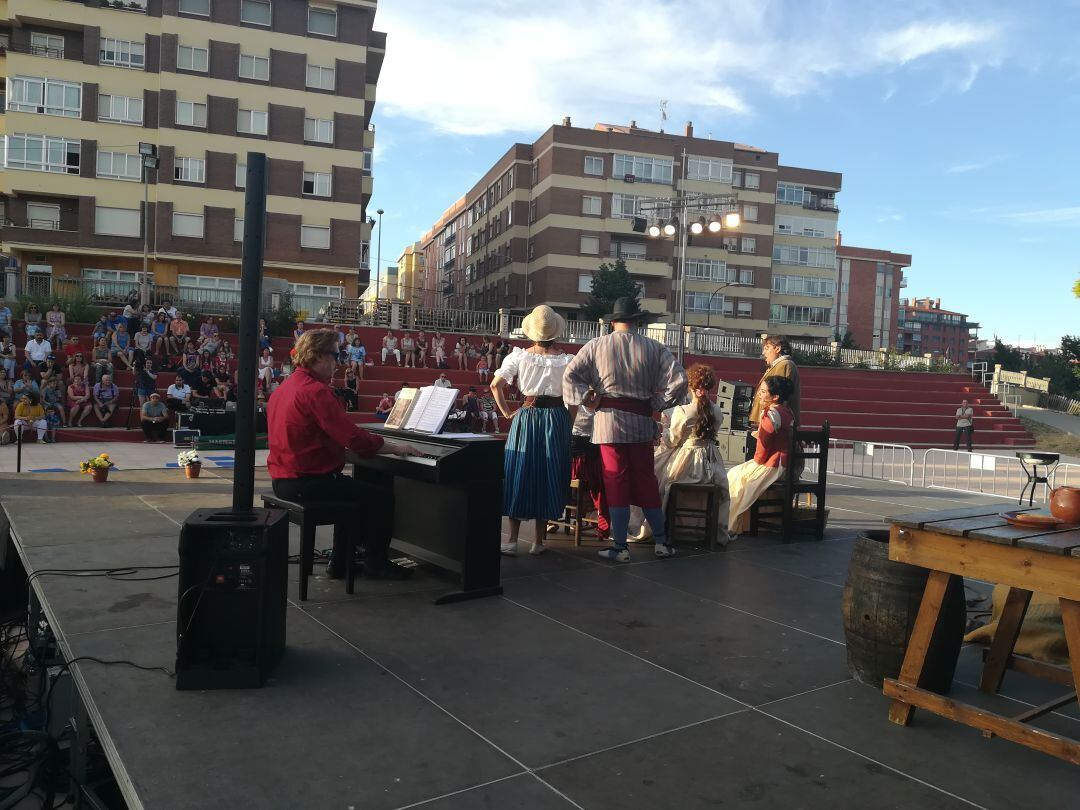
[{"x1": 564, "y1": 297, "x2": 687, "y2": 562}]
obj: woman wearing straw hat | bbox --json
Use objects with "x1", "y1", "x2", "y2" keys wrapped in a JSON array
[{"x1": 491, "y1": 305, "x2": 573, "y2": 556}]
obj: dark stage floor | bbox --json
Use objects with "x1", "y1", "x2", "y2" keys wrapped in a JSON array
[{"x1": 1, "y1": 468, "x2": 1077, "y2": 809}]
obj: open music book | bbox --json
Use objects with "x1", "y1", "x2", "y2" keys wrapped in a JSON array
[{"x1": 384, "y1": 385, "x2": 460, "y2": 434}]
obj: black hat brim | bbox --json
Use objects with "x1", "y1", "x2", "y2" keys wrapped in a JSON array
[{"x1": 605, "y1": 310, "x2": 656, "y2": 323}]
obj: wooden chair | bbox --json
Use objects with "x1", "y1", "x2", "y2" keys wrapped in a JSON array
[
  {"x1": 666, "y1": 482, "x2": 727, "y2": 551},
  {"x1": 547, "y1": 480, "x2": 604, "y2": 546},
  {"x1": 260, "y1": 495, "x2": 360, "y2": 600},
  {"x1": 749, "y1": 421, "x2": 830, "y2": 542}
]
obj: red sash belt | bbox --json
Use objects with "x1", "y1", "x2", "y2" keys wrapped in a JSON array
[{"x1": 596, "y1": 397, "x2": 653, "y2": 417}]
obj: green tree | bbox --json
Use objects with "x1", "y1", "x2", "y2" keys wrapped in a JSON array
[
  {"x1": 834, "y1": 329, "x2": 859, "y2": 349},
  {"x1": 1073, "y1": 277, "x2": 1080, "y2": 297},
  {"x1": 580, "y1": 259, "x2": 640, "y2": 320},
  {"x1": 992, "y1": 337, "x2": 1025, "y2": 372}
]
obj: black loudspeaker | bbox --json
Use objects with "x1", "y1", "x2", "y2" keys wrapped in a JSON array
[{"x1": 175, "y1": 508, "x2": 289, "y2": 690}]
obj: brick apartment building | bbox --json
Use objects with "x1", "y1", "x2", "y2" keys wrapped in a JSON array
[
  {"x1": 0, "y1": 0, "x2": 380, "y2": 309},
  {"x1": 416, "y1": 119, "x2": 842, "y2": 340},
  {"x1": 834, "y1": 239, "x2": 911, "y2": 350},
  {"x1": 897, "y1": 297, "x2": 979, "y2": 366}
]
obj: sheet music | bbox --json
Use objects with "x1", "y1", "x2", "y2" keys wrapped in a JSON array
[
  {"x1": 404, "y1": 386, "x2": 460, "y2": 433},
  {"x1": 384, "y1": 387, "x2": 418, "y2": 430}
]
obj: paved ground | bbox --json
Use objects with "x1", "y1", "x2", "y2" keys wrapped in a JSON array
[
  {"x1": 2, "y1": 468, "x2": 1077, "y2": 809},
  {"x1": 1018, "y1": 405, "x2": 1080, "y2": 442},
  {"x1": 0, "y1": 440, "x2": 267, "y2": 473}
]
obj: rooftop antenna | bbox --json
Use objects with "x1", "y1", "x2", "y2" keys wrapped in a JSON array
[{"x1": 659, "y1": 100, "x2": 668, "y2": 132}]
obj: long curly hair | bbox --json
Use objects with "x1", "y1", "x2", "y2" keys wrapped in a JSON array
[{"x1": 686, "y1": 364, "x2": 718, "y2": 441}]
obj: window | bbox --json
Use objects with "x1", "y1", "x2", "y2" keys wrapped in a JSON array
[
  {"x1": 99, "y1": 93, "x2": 143, "y2": 124},
  {"x1": 742, "y1": 204, "x2": 758, "y2": 222},
  {"x1": 775, "y1": 215, "x2": 833, "y2": 238},
  {"x1": 686, "y1": 156, "x2": 732, "y2": 183},
  {"x1": 613, "y1": 154, "x2": 673, "y2": 184},
  {"x1": 737, "y1": 300, "x2": 753, "y2": 318},
  {"x1": 301, "y1": 224, "x2": 331, "y2": 249},
  {"x1": 237, "y1": 109, "x2": 268, "y2": 135},
  {"x1": 290, "y1": 283, "x2": 342, "y2": 298},
  {"x1": 609, "y1": 241, "x2": 646, "y2": 260},
  {"x1": 685, "y1": 259, "x2": 727, "y2": 282},
  {"x1": 610, "y1": 193, "x2": 648, "y2": 219},
  {"x1": 302, "y1": 170, "x2": 331, "y2": 197},
  {"x1": 684, "y1": 292, "x2": 724, "y2": 314},
  {"x1": 172, "y1": 212, "x2": 204, "y2": 238},
  {"x1": 6, "y1": 134, "x2": 80, "y2": 174},
  {"x1": 743, "y1": 172, "x2": 760, "y2": 189},
  {"x1": 235, "y1": 163, "x2": 246, "y2": 188},
  {"x1": 178, "y1": 0, "x2": 211, "y2": 14},
  {"x1": 741, "y1": 237, "x2": 756, "y2": 254},
  {"x1": 9, "y1": 77, "x2": 82, "y2": 118},
  {"x1": 308, "y1": 6, "x2": 338, "y2": 36},
  {"x1": 30, "y1": 33, "x2": 64, "y2": 59},
  {"x1": 584, "y1": 155, "x2": 604, "y2": 176},
  {"x1": 177, "y1": 45, "x2": 209, "y2": 72},
  {"x1": 362, "y1": 149, "x2": 373, "y2": 172},
  {"x1": 304, "y1": 117, "x2": 333, "y2": 143},
  {"x1": 100, "y1": 38, "x2": 145, "y2": 69},
  {"x1": 84, "y1": 268, "x2": 140, "y2": 283},
  {"x1": 769, "y1": 304, "x2": 832, "y2": 325},
  {"x1": 772, "y1": 245, "x2": 836, "y2": 268},
  {"x1": 174, "y1": 157, "x2": 205, "y2": 183},
  {"x1": 96, "y1": 151, "x2": 141, "y2": 180},
  {"x1": 578, "y1": 274, "x2": 593, "y2": 294},
  {"x1": 178, "y1": 274, "x2": 242, "y2": 290},
  {"x1": 582, "y1": 195, "x2": 601, "y2": 216},
  {"x1": 771, "y1": 274, "x2": 837, "y2": 297},
  {"x1": 241, "y1": 0, "x2": 271, "y2": 25},
  {"x1": 175, "y1": 100, "x2": 207, "y2": 127},
  {"x1": 234, "y1": 218, "x2": 244, "y2": 242},
  {"x1": 579, "y1": 235, "x2": 600, "y2": 255},
  {"x1": 94, "y1": 207, "x2": 140, "y2": 237},
  {"x1": 776, "y1": 182, "x2": 807, "y2": 205},
  {"x1": 27, "y1": 203, "x2": 60, "y2": 230},
  {"x1": 239, "y1": 53, "x2": 270, "y2": 81},
  {"x1": 306, "y1": 64, "x2": 336, "y2": 90}
]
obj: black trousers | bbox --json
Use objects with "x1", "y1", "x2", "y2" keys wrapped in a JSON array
[
  {"x1": 271, "y1": 473, "x2": 394, "y2": 569},
  {"x1": 953, "y1": 425, "x2": 973, "y2": 451},
  {"x1": 141, "y1": 419, "x2": 168, "y2": 441}
]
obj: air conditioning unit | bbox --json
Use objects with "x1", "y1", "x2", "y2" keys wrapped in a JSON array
[{"x1": 623, "y1": 174, "x2": 636, "y2": 183}]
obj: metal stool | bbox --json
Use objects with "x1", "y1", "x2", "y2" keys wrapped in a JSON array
[{"x1": 1016, "y1": 452, "x2": 1059, "y2": 506}]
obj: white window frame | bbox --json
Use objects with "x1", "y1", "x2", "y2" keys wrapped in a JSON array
[
  {"x1": 613, "y1": 154, "x2": 674, "y2": 184},
  {"x1": 96, "y1": 150, "x2": 142, "y2": 181},
  {"x1": 172, "y1": 212, "x2": 204, "y2": 238},
  {"x1": 610, "y1": 193, "x2": 648, "y2": 219},
  {"x1": 240, "y1": 0, "x2": 272, "y2": 26},
  {"x1": 742, "y1": 204, "x2": 758, "y2": 222},
  {"x1": 178, "y1": 274, "x2": 242, "y2": 291},
  {"x1": 6, "y1": 134, "x2": 81, "y2": 174},
  {"x1": 306, "y1": 64, "x2": 335, "y2": 91},
  {"x1": 29, "y1": 33, "x2": 64, "y2": 59},
  {"x1": 100, "y1": 38, "x2": 145, "y2": 70},
  {"x1": 177, "y1": 44, "x2": 209, "y2": 72},
  {"x1": 608, "y1": 241, "x2": 646, "y2": 260},
  {"x1": 736, "y1": 300, "x2": 753, "y2": 318},
  {"x1": 174, "y1": 157, "x2": 205, "y2": 184},
  {"x1": 237, "y1": 108, "x2": 268, "y2": 135},
  {"x1": 302, "y1": 170, "x2": 331, "y2": 197},
  {"x1": 685, "y1": 258, "x2": 726, "y2": 282},
  {"x1": 579, "y1": 235, "x2": 600, "y2": 255},
  {"x1": 93, "y1": 206, "x2": 141, "y2": 237},
  {"x1": 234, "y1": 218, "x2": 244, "y2": 242},
  {"x1": 578, "y1": 274, "x2": 593, "y2": 294},
  {"x1": 8, "y1": 76, "x2": 82, "y2": 118},
  {"x1": 308, "y1": 5, "x2": 338, "y2": 36},
  {"x1": 84, "y1": 268, "x2": 140, "y2": 283},
  {"x1": 235, "y1": 163, "x2": 246, "y2": 188},
  {"x1": 686, "y1": 156, "x2": 732, "y2": 183},
  {"x1": 98, "y1": 93, "x2": 143, "y2": 124},
  {"x1": 584, "y1": 155, "x2": 604, "y2": 176},
  {"x1": 300, "y1": 224, "x2": 331, "y2": 250},
  {"x1": 582, "y1": 195, "x2": 601, "y2": 216},
  {"x1": 238, "y1": 53, "x2": 269, "y2": 81},
  {"x1": 741, "y1": 237, "x2": 756, "y2": 254},
  {"x1": 743, "y1": 172, "x2": 760, "y2": 190},
  {"x1": 684, "y1": 291, "x2": 725, "y2": 314},
  {"x1": 175, "y1": 100, "x2": 207, "y2": 128},
  {"x1": 362, "y1": 149, "x2": 373, "y2": 173},
  {"x1": 304, "y1": 117, "x2": 334, "y2": 144},
  {"x1": 178, "y1": 0, "x2": 211, "y2": 15},
  {"x1": 27, "y1": 203, "x2": 61, "y2": 230}
]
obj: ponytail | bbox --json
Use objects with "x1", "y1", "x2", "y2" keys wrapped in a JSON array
[{"x1": 686, "y1": 364, "x2": 718, "y2": 441}]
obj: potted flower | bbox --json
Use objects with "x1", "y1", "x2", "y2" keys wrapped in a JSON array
[
  {"x1": 178, "y1": 450, "x2": 202, "y2": 479},
  {"x1": 80, "y1": 453, "x2": 115, "y2": 483}
]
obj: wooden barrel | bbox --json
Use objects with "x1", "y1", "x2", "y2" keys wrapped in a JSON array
[{"x1": 842, "y1": 530, "x2": 966, "y2": 693}]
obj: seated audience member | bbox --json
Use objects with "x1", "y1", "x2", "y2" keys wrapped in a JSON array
[
  {"x1": 0, "y1": 367, "x2": 14, "y2": 408},
  {"x1": 461, "y1": 387, "x2": 481, "y2": 430},
  {"x1": 160, "y1": 300, "x2": 178, "y2": 320},
  {"x1": 726, "y1": 376, "x2": 795, "y2": 536},
  {"x1": 381, "y1": 330, "x2": 401, "y2": 365},
  {"x1": 0, "y1": 399, "x2": 11, "y2": 444},
  {"x1": 292, "y1": 321, "x2": 306, "y2": 344},
  {"x1": 496, "y1": 340, "x2": 511, "y2": 369},
  {"x1": 453, "y1": 337, "x2": 469, "y2": 370},
  {"x1": 133, "y1": 324, "x2": 154, "y2": 362},
  {"x1": 345, "y1": 337, "x2": 366, "y2": 379},
  {"x1": 374, "y1": 392, "x2": 394, "y2": 420},
  {"x1": 104, "y1": 309, "x2": 123, "y2": 335},
  {"x1": 415, "y1": 331, "x2": 428, "y2": 368},
  {"x1": 91, "y1": 314, "x2": 111, "y2": 342},
  {"x1": 177, "y1": 356, "x2": 202, "y2": 389},
  {"x1": 213, "y1": 372, "x2": 232, "y2": 402},
  {"x1": 166, "y1": 376, "x2": 192, "y2": 414},
  {"x1": 217, "y1": 339, "x2": 235, "y2": 365},
  {"x1": 13, "y1": 370, "x2": 40, "y2": 401},
  {"x1": 90, "y1": 338, "x2": 112, "y2": 383},
  {"x1": 133, "y1": 359, "x2": 158, "y2": 407},
  {"x1": 0, "y1": 336, "x2": 16, "y2": 378},
  {"x1": 258, "y1": 319, "x2": 272, "y2": 352},
  {"x1": 199, "y1": 316, "x2": 219, "y2": 342},
  {"x1": 44, "y1": 404, "x2": 62, "y2": 443},
  {"x1": 280, "y1": 357, "x2": 295, "y2": 379},
  {"x1": 257, "y1": 348, "x2": 276, "y2": 390},
  {"x1": 476, "y1": 355, "x2": 490, "y2": 383},
  {"x1": 67, "y1": 351, "x2": 91, "y2": 386},
  {"x1": 401, "y1": 332, "x2": 416, "y2": 368},
  {"x1": 39, "y1": 356, "x2": 63, "y2": 385},
  {"x1": 167, "y1": 315, "x2": 190, "y2": 355},
  {"x1": 45, "y1": 303, "x2": 67, "y2": 351},
  {"x1": 199, "y1": 331, "x2": 222, "y2": 356},
  {"x1": 198, "y1": 348, "x2": 215, "y2": 372},
  {"x1": 0, "y1": 297, "x2": 11, "y2": 340},
  {"x1": 140, "y1": 303, "x2": 155, "y2": 328},
  {"x1": 24, "y1": 333, "x2": 51, "y2": 372},
  {"x1": 141, "y1": 393, "x2": 170, "y2": 443},
  {"x1": 14, "y1": 392, "x2": 48, "y2": 443},
  {"x1": 478, "y1": 391, "x2": 499, "y2": 434},
  {"x1": 122, "y1": 300, "x2": 140, "y2": 335},
  {"x1": 67, "y1": 374, "x2": 92, "y2": 427},
  {"x1": 22, "y1": 304, "x2": 43, "y2": 339},
  {"x1": 40, "y1": 377, "x2": 65, "y2": 426},
  {"x1": 92, "y1": 374, "x2": 121, "y2": 427},
  {"x1": 433, "y1": 373, "x2": 453, "y2": 389},
  {"x1": 110, "y1": 324, "x2": 135, "y2": 372},
  {"x1": 337, "y1": 366, "x2": 359, "y2": 411}
]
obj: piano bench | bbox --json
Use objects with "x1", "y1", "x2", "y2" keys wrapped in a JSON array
[{"x1": 261, "y1": 495, "x2": 360, "y2": 601}]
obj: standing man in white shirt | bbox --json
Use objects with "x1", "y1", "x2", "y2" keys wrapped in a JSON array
[{"x1": 953, "y1": 399, "x2": 974, "y2": 452}]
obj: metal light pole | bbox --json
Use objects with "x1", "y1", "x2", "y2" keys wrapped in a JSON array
[
  {"x1": 138, "y1": 143, "x2": 158, "y2": 306},
  {"x1": 375, "y1": 208, "x2": 384, "y2": 305},
  {"x1": 705, "y1": 283, "x2": 732, "y2": 330}
]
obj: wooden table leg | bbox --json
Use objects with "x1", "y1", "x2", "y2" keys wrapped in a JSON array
[
  {"x1": 1061, "y1": 599, "x2": 1080, "y2": 699},
  {"x1": 979, "y1": 587, "x2": 1033, "y2": 694},
  {"x1": 888, "y1": 569, "x2": 952, "y2": 726}
]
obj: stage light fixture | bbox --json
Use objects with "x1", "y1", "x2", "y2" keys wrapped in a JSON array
[
  {"x1": 724, "y1": 211, "x2": 742, "y2": 228},
  {"x1": 647, "y1": 222, "x2": 663, "y2": 238},
  {"x1": 707, "y1": 216, "x2": 723, "y2": 233},
  {"x1": 663, "y1": 216, "x2": 678, "y2": 237},
  {"x1": 689, "y1": 217, "x2": 706, "y2": 235}
]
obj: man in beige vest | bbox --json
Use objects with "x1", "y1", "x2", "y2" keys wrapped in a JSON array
[{"x1": 749, "y1": 335, "x2": 800, "y2": 426}]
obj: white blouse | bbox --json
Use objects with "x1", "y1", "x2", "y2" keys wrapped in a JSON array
[{"x1": 494, "y1": 347, "x2": 572, "y2": 397}]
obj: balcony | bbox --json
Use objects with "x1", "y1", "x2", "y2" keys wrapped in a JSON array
[
  {"x1": 802, "y1": 196, "x2": 839, "y2": 213},
  {"x1": 66, "y1": 0, "x2": 148, "y2": 11}
]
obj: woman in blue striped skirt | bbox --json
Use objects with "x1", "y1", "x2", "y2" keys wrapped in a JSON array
[{"x1": 491, "y1": 305, "x2": 572, "y2": 556}]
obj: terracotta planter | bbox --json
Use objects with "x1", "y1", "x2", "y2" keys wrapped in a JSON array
[
  {"x1": 91, "y1": 467, "x2": 109, "y2": 483},
  {"x1": 184, "y1": 463, "x2": 202, "y2": 479}
]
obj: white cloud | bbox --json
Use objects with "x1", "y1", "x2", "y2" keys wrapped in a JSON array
[
  {"x1": 946, "y1": 154, "x2": 1008, "y2": 174},
  {"x1": 999, "y1": 206, "x2": 1080, "y2": 225},
  {"x1": 373, "y1": 1, "x2": 1008, "y2": 136}
]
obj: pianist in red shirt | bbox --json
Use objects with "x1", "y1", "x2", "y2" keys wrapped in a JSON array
[{"x1": 268, "y1": 329, "x2": 420, "y2": 580}]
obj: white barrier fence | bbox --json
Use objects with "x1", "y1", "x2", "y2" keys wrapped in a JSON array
[{"x1": 804, "y1": 439, "x2": 915, "y2": 487}]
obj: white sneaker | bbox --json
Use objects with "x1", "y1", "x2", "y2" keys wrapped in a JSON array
[
  {"x1": 598, "y1": 546, "x2": 631, "y2": 563},
  {"x1": 500, "y1": 542, "x2": 518, "y2": 556},
  {"x1": 654, "y1": 543, "x2": 676, "y2": 559},
  {"x1": 529, "y1": 543, "x2": 547, "y2": 556}
]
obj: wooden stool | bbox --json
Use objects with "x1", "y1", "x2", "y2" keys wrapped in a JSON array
[
  {"x1": 546, "y1": 480, "x2": 603, "y2": 546},
  {"x1": 261, "y1": 495, "x2": 359, "y2": 601},
  {"x1": 666, "y1": 483, "x2": 724, "y2": 551}
]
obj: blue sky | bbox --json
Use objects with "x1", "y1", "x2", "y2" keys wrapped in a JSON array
[{"x1": 367, "y1": 0, "x2": 1079, "y2": 348}]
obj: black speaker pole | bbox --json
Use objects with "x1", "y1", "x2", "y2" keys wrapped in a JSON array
[{"x1": 234, "y1": 152, "x2": 267, "y2": 513}]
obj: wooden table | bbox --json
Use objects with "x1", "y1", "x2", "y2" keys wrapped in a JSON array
[{"x1": 885, "y1": 504, "x2": 1080, "y2": 765}]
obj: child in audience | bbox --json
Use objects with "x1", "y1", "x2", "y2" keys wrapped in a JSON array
[
  {"x1": 44, "y1": 404, "x2": 62, "y2": 442},
  {"x1": 476, "y1": 355, "x2": 490, "y2": 383}
]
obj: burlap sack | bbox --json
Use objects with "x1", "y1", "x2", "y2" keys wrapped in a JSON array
[{"x1": 964, "y1": 585, "x2": 1069, "y2": 665}]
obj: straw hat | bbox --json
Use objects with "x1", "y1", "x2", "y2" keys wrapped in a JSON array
[{"x1": 521, "y1": 305, "x2": 565, "y2": 342}]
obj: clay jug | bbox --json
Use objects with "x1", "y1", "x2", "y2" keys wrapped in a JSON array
[{"x1": 1049, "y1": 486, "x2": 1080, "y2": 524}]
